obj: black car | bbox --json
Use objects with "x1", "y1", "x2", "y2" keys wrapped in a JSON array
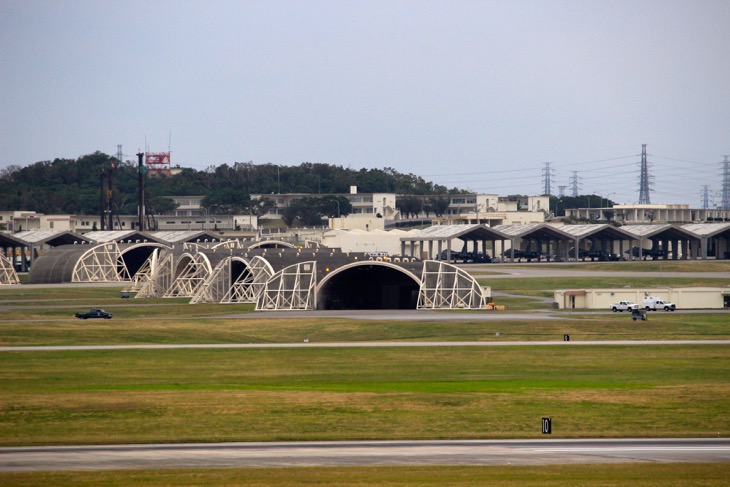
[{"x1": 75, "y1": 308, "x2": 113, "y2": 319}]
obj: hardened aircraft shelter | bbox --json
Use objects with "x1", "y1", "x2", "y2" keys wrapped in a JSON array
[
  {"x1": 23, "y1": 229, "x2": 486, "y2": 310},
  {"x1": 0, "y1": 254, "x2": 19, "y2": 285},
  {"x1": 27, "y1": 230, "x2": 228, "y2": 285},
  {"x1": 139, "y1": 244, "x2": 487, "y2": 311}
]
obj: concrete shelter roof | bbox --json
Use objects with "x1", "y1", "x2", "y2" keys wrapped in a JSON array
[
  {"x1": 551, "y1": 223, "x2": 635, "y2": 240},
  {"x1": 681, "y1": 222, "x2": 730, "y2": 238},
  {"x1": 621, "y1": 224, "x2": 699, "y2": 240},
  {"x1": 11, "y1": 230, "x2": 91, "y2": 246},
  {"x1": 401, "y1": 224, "x2": 506, "y2": 241}
]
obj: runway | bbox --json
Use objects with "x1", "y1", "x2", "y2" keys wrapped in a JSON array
[{"x1": 2, "y1": 439, "x2": 728, "y2": 471}]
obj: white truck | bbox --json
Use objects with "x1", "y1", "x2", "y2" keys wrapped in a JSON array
[
  {"x1": 643, "y1": 296, "x2": 676, "y2": 311},
  {"x1": 611, "y1": 301, "x2": 639, "y2": 312}
]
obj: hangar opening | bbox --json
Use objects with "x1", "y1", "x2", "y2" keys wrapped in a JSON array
[{"x1": 318, "y1": 263, "x2": 420, "y2": 310}]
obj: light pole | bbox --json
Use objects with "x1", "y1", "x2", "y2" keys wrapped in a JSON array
[{"x1": 201, "y1": 207, "x2": 207, "y2": 230}]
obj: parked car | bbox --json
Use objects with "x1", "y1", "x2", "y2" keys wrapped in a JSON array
[
  {"x1": 75, "y1": 308, "x2": 113, "y2": 319},
  {"x1": 611, "y1": 301, "x2": 638, "y2": 312}
]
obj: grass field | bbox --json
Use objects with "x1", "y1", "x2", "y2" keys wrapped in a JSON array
[
  {"x1": 1, "y1": 271, "x2": 727, "y2": 484},
  {"x1": 2, "y1": 463, "x2": 729, "y2": 486},
  {"x1": 1, "y1": 345, "x2": 728, "y2": 445}
]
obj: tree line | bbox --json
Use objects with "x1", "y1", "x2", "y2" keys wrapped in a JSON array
[{"x1": 0, "y1": 152, "x2": 466, "y2": 220}]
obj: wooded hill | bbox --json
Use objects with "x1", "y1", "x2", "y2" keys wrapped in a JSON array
[{"x1": 0, "y1": 152, "x2": 465, "y2": 217}]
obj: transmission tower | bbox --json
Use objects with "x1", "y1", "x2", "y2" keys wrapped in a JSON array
[
  {"x1": 558, "y1": 185, "x2": 567, "y2": 198},
  {"x1": 542, "y1": 162, "x2": 555, "y2": 196},
  {"x1": 638, "y1": 144, "x2": 653, "y2": 204},
  {"x1": 570, "y1": 171, "x2": 581, "y2": 197},
  {"x1": 721, "y1": 155, "x2": 730, "y2": 210}
]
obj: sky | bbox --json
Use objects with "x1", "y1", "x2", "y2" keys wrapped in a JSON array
[{"x1": 1, "y1": 0, "x2": 729, "y2": 207}]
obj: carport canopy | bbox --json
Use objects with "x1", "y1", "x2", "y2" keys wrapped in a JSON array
[
  {"x1": 491, "y1": 223, "x2": 574, "y2": 261},
  {"x1": 552, "y1": 223, "x2": 636, "y2": 259},
  {"x1": 620, "y1": 224, "x2": 701, "y2": 260},
  {"x1": 400, "y1": 224, "x2": 508, "y2": 260},
  {"x1": 676, "y1": 223, "x2": 730, "y2": 259}
]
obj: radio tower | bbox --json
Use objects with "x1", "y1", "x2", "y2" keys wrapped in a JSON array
[
  {"x1": 721, "y1": 155, "x2": 730, "y2": 210},
  {"x1": 638, "y1": 144, "x2": 652, "y2": 204},
  {"x1": 542, "y1": 162, "x2": 555, "y2": 196},
  {"x1": 570, "y1": 171, "x2": 581, "y2": 197}
]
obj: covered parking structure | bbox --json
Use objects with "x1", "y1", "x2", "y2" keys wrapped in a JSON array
[
  {"x1": 620, "y1": 224, "x2": 701, "y2": 260},
  {"x1": 491, "y1": 223, "x2": 575, "y2": 262},
  {"x1": 681, "y1": 223, "x2": 730, "y2": 259},
  {"x1": 552, "y1": 223, "x2": 635, "y2": 260},
  {"x1": 399, "y1": 224, "x2": 507, "y2": 262}
]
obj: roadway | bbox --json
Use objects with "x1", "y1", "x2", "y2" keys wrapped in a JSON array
[{"x1": 2, "y1": 439, "x2": 728, "y2": 471}]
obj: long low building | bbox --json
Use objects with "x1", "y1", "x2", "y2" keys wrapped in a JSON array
[{"x1": 554, "y1": 287, "x2": 730, "y2": 310}]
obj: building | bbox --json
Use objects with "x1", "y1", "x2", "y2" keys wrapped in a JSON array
[{"x1": 565, "y1": 204, "x2": 730, "y2": 224}]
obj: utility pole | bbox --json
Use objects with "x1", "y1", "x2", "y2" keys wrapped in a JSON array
[
  {"x1": 99, "y1": 170, "x2": 106, "y2": 230},
  {"x1": 137, "y1": 152, "x2": 146, "y2": 231},
  {"x1": 107, "y1": 162, "x2": 114, "y2": 230},
  {"x1": 638, "y1": 144, "x2": 652, "y2": 204}
]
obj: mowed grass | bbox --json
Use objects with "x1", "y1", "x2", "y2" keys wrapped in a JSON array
[
  {"x1": 1, "y1": 345, "x2": 728, "y2": 445},
  {"x1": 2, "y1": 463, "x2": 729, "y2": 486},
  {"x1": 2, "y1": 311, "x2": 730, "y2": 346}
]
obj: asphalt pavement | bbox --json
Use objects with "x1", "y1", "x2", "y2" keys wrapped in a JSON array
[{"x1": 2, "y1": 439, "x2": 728, "y2": 471}]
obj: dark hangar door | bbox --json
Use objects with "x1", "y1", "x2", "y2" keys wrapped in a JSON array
[{"x1": 319, "y1": 264, "x2": 419, "y2": 310}]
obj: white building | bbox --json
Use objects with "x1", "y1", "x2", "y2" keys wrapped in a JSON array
[{"x1": 566, "y1": 203, "x2": 730, "y2": 224}]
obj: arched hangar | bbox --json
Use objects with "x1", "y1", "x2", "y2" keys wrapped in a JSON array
[{"x1": 141, "y1": 246, "x2": 487, "y2": 311}]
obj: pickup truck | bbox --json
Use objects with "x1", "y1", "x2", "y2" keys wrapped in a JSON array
[
  {"x1": 611, "y1": 301, "x2": 638, "y2": 312},
  {"x1": 75, "y1": 308, "x2": 113, "y2": 319},
  {"x1": 642, "y1": 297, "x2": 676, "y2": 311}
]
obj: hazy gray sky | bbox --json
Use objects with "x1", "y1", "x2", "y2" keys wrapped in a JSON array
[{"x1": 1, "y1": 0, "x2": 728, "y2": 206}]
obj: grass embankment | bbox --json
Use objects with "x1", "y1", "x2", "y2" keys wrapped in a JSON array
[
  {"x1": 1, "y1": 346, "x2": 728, "y2": 445},
  {"x1": 2, "y1": 463, "x2": 729, "y2": 486}
]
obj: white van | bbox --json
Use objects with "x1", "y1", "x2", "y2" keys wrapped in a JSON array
[{"x1": 643, "y1": 296, "x2": 676, "y2": 311}]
